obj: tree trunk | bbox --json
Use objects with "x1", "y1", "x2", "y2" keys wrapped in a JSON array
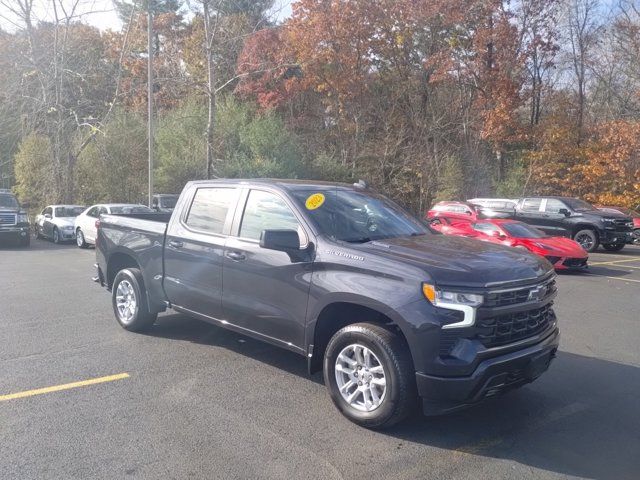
[{"x1": 203, "y1": 0, "x2": 216, "y2": 179}]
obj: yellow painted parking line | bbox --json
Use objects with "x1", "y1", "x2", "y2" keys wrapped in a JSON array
[
  {"x1": 0, "y1": 373, "x2": 130, "y2": 402},
  {"x1": 589, "y1": 258, "x2": 640, "y2": 266},
  {"x1": 603, "y1": 276, "x2": 640, "y2": 284}
]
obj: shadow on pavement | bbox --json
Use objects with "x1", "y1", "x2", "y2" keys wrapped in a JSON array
[
  {"x1": 142, "y1": 314, "x2": 639, "y2": 479},
  {"x1": 144, "y1": 313, "x2": 324, "y2": 385},
  {"x1": 387, "y1": 352, "x2": 639, "y2": 480}
]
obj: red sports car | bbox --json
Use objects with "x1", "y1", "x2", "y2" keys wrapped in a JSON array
[{"x1": 429, "y1": 218, "x2": 589, "y2": 270}]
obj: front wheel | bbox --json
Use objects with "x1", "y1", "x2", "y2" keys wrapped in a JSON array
[
  {"x1": 34, "y1": 225, "x2": 42, "y2": 239},
  {"x1": 632, "y1": 229, "x2": 640, "y2": 246},
  {"x1": 602, "y1": 243, "x2": 625, "y2": 252},
  {"x1": 52, "y1": 227, "x2": 60, "y2": 244},
  {"x1": 573, "y1": 229, "x2": 599, "y2": 252},
  {"x1": 111, "y1": 268, "x2": 157, "y2": 332},
  {"x1": 76, "y1": 228, "x2": 88, "y2": 248},
  {"x1": 324, "y1": 323, "x2": 416, "y2": 429}
]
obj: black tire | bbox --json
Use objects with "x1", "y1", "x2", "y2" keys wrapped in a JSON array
[
  {"x1": 52, "y1": 227, "x2": 60, "y2": 244},
  {"x1": 634, "y1": 229, "x2": 640, "y2": 246},
  {"x1": 111, "y1": 268, "x2": 157, "y2": 332},
  {"x1": 323, "y1": 323, "x2": 416, "y2": 429},
  {"x1": 34, "y1": 225, "x2": 42, "y2": 239},
  {"x1": 573, "y1": 229, "x2": 599, "y2": 252},
  {"x1": 602, "y1": 243, "x2": 625, "y2": 252},
  {"x1": 76, "y1": 228, "x2": 88, "y2": 249},
  {"x1": 19, "y1": 235, "x2": 30, "y2": 247}
]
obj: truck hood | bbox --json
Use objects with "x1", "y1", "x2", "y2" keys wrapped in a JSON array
[{"x1": 352, "y1": 235, "x2": 553, "y2": 288}]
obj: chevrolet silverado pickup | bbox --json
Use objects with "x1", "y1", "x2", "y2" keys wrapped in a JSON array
[
  {"x1": 95, "y1": 180, "x2": 559, "y2": 428},
  {"x1": 0, "y1": 189, "x2": 30, "y2": 247}
]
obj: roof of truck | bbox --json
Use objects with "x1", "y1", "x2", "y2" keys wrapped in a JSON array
[{"x1": 187, "y1": 179, "x2": 359, "y2": 191}]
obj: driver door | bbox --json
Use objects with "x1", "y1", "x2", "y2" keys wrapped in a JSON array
[{"x1": 221, "y1": 188, "x2": 313, "y2": 351}]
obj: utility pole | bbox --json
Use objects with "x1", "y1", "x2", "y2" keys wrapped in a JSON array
[{"x1": 147, "y1": 5, "x2": 154, "y2": 207}]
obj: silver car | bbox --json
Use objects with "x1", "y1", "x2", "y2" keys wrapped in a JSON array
[{"x1": 34, "y1": 205, "x2": 86, "y2": 244}]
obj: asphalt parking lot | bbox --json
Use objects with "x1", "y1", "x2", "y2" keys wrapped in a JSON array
[{"x1": 1, "y1": 239, "x2": 639, "y2": 480}]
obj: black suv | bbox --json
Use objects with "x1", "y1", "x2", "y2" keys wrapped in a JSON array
[
  {"x1": 514, "y1": 196, "x2": 634, "y2": 252},
  {"x1": 0, "y1": 190, "x2": 30, "y2": 247}
]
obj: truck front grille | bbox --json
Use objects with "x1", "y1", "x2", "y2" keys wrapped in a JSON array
[
  {"x1": 439, "y1": 304, "x2": 556, "y2": 357},
  {"x1": 0, "y1": 213, "x2": 17, "y2": 226},
  {"x1": 483, "y1": 278, "x2": 556, "y2": 308}
]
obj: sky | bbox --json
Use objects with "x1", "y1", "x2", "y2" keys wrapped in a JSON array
[{"x1": 0, "y1": 0, "x2": 293, "y2": 32}]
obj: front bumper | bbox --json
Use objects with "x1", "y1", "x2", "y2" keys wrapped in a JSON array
[
  {"x1": 0, "y1": 226, "x2": 30, "y2": 241},
  {"x1": 601, "y1": 229, "x2": 634, "y2": 245},
  {"x1": 59, "y1": 229, "x2": 76, "y2": 241},
  {"x1": 417, "y1": 328, "x2": 559, "y2": 415},
  {"x1": 547, "y1": 256, "x2": 588, "y2": 270}
]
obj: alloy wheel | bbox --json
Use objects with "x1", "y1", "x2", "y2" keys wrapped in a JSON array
[
  {"x1": 335, "y1": 343, "x2": 387, "y2": 412},
  {"x1": 115, "y1": 280, "x2": 137, "y2": 324}
]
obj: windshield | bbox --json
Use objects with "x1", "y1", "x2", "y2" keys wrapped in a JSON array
[
  {"x1": 501, "y1": 222, "x2": 547, "y2": 238},
  {"x1": 160, "y1": 196, "x2": 178, "y2": 208},
  {"x1": 0, "y1": 194, "x2": 19, "y2": 209},
  {"x1": 110, "y1": 205, "x2": 153, "y2": 214},
  {"x1": 55, "y1": 206, "x2": 85, "y2": 217},
  {"x1": 290, "y1": 188, "x2": 429, "y2": 242},
  {"x1": 564, "y1": 198, "x2": 596, "y2": 212}
]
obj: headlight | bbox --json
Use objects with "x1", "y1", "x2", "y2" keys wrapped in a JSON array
[
  {"x1": 422, "y1": 283, "x2": 483, "y2": 307},
  {"x1": 422, "y1": 283, "x2": 482, "y2": 329},
  {"x1": 17, "y1": 213, "x2": 29, "y2": 223},
  {"x1": 602, "y1": 218, "x2": 615, "y2": 223}
]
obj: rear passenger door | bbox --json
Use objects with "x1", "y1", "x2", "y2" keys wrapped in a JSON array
[
  {"x1": 221, "y1": 188, "x2": 314, "y2": 352},
  {"x1": 540, "y1": 198, "x2": 572, "y2": 237},
  {"x1": 515, "y1": 198, "x2": 546, "y2": 230},
  {"x1": 163, "y1": 186, "x2": 239, "y2": 319}
]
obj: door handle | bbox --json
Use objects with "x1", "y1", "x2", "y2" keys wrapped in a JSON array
[
  {"x1": 225, "y1": 251, "x2": 246, "y2": 261},
  {"x1": 168, "y1": 240, "x2": 184, "y2": 249}
]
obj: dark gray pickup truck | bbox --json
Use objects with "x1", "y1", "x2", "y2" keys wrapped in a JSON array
[{"x1": 95, "y1": 179, "x2": 559, "y2": 428}]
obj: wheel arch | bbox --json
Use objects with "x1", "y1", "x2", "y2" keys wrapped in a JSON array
[
  {"x1": 307, "y1": 298, "x2": 410, "y2": 374},
  {"x1": 571, "y1": 223, "x2": 599, "y2": 239}
]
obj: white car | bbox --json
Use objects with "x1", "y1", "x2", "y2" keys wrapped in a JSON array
[
  {"x1": 74, "y1": 203, "x2": 153, "y2": 248},
  {"x1": 35, "y1": 205, "x2": 86, "y2": 244}
]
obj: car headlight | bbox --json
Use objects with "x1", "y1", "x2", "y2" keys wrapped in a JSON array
[
  {"x1": 17, "y1": 213, "x2": 29, "y2": 223},
  {"x1": 422, "y1": 283, "x2": 483, "y2": 329},
  {"x1": 602, "y1": 218, "x2": 615, "y2": 223},
  {"x1": 422, "y1": 283, "x2": 484, "y2": 307}
]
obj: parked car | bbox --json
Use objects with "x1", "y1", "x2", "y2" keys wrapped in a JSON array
[
  {"x1": 597, "y1": 206, "x2": 640, "y2": 245},
  {"x1": 511, "y1": 197, "x2": 634, "y2": 253},
  {"x1": 34, "y1": 205, "x2": 85, "y2": 243},
  {"x1": 427, "y1": 200, "x2": 512, "y2": 222},
  {"x1": 94, "y1": 179, "x2": 559, "y2": 428},
  {"x1": 74, "y1": 204, "x2": 153, "y2": 248},
  {"x1": 151, "y1": 194, "x2": 179, "y2": 213},
  {"x1": 430, "y1": 217, "x2": 588, "y2": 271},
  {"x1": 467, "y1": 198, "x2": 517, "y2": 216},
  {"x1": 0, "y1": 189, "x2": 30, "y2": 247}
]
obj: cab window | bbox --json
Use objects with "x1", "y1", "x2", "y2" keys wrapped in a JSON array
[
  {"x1": 185, "y1": 187, "x2": 236, "y2": 235},
  {"x1": 544, "y1": 199, "x2": 568, "y2": 214},
  {"x1": 239, "y1": 190, "x2": 304, "y2": 243},
  {"x1": 521, "y1": 198, "x2": 543, "y2": 212}
]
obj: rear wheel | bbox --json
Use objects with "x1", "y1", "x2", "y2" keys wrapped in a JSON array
[
  {"x1": 573, "y1": 229, "x2": 599, "y2": 252},
  {"x1": 602, "y1": 243, "x2": 625, "y2": 252},
  {"x1": 111, "y1": 268, "x2": 157, "y2": 332},
  {"x1": 324, "y1": 323, "x2": 416, "y2": 429}
]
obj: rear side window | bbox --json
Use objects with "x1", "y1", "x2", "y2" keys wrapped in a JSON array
[
  {"x1": 185, "y1": 188, "x2": 236, "y2": 234},
  {"x1": 521, "y1": 199, "x2": 542, "y2": 212},
  {"x1": 240, "y1": 190, "x2": 302, "y2": 242},
  {"x1": 473, "y1": 222, "x2": 501, "y2": 235}
]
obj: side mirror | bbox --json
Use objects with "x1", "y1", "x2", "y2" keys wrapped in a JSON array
[
  {"x1": 260, "y1": 229, "x2": 300, "y2": 252},
  {"x1": 44, "y1": 213, "x2": 51, "y2": 219},
  {"x1": 558, "y1": 208, "x2": 571, "y2": 217},
  {"x1": 491, "y1": 230, "x2": 505, "y2": 239}
]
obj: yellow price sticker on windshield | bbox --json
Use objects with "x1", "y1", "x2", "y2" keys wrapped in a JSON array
[{"x1": 305, "y1": 193, "x2": 325, "y2": 210}]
